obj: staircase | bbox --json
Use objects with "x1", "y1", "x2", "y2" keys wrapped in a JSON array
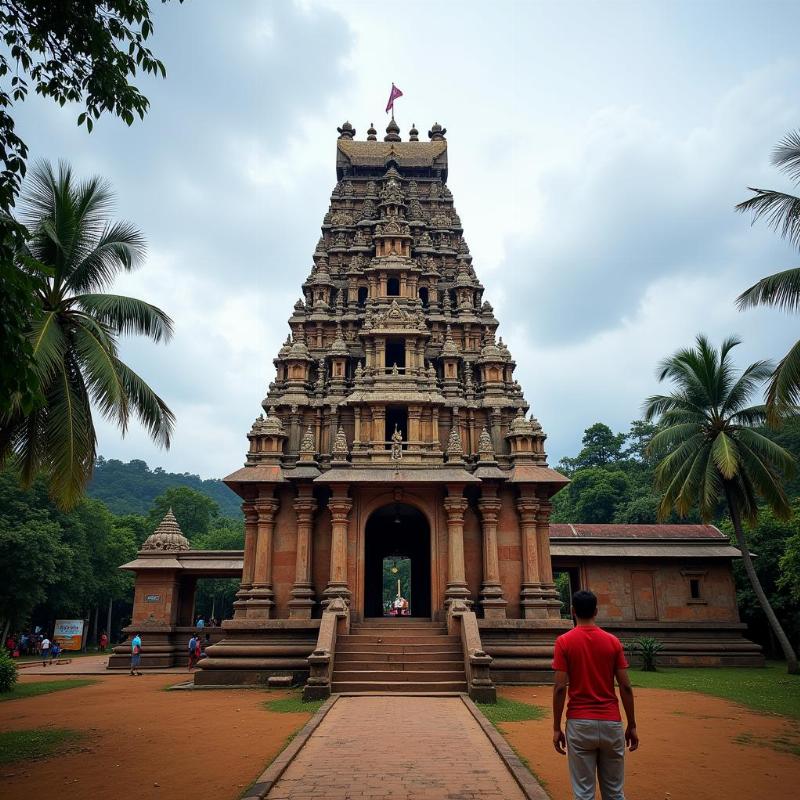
[{"x1": 331, "y1": 619, "x2": 467, "y2": 694}]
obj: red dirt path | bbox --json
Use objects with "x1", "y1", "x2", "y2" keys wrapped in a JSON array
[
  {"x1": 0, "y1": 674, "x2": 311, "y2": 800},
  {"x1": 499, "y1": 685, "x2": 800, "y2": 800}
]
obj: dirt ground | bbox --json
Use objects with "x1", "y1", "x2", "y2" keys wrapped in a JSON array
[
  {"x1": 3, "y1": 676, "x2": 800, "y2": 800},
  {"x1": 499, "y1": 685, "x2": 800, "y2": 800},
  {"x1": 0, "y1": 674, "x2": 312, "y2": 800}
]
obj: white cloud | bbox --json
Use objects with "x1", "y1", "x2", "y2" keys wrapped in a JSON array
[{"x1": 10, "y1": 0, "x2": 800, "y2": 475}]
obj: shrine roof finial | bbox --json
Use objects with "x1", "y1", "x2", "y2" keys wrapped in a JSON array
[
  {"x1": 141, "y1": 507, "x2": 190, "y2": 552},
  {"x1": 428, "y1": 122, "x2": 447, "y2": 141},
  {"x1": 367, "y1": 122, "x2": 377, "y2": 141},
  {"x1": 409, "y1": 123, "x2": 419, "y2": 142},
  {"x1": 337, "y1": 121, "x2": 355, "y2": 140},
  {"x1": 384, "y1": 117, "x2": 401, "y2": 142}
]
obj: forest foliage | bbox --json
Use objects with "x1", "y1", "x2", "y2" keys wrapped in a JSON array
[
  {"x1": 553, "y1": 418, "x2": 800, "y2": 653},
  {"x1": 1, "y1": 460, "x2": 243, "y2": 639}
]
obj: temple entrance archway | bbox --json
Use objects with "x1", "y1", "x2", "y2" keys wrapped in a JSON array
[{"x1": 364, "y1": 503, "x2": 431, "y2": 618}]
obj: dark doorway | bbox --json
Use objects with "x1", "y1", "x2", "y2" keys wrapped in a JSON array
[
  {"x1": 364, "y1": 504, "x2": 431, "y2": 618},
  {"x1": 553, "y1": 565, "x2": 581, "y2": 620},
  {"x1": 357, "y1": 286, "x2": 368, "y2": 306},
  {"x1": 385, "y1": 337, "x2": 405, "y2": 369},
  {"x1": 385, "y1": 405, "x2": 408, "y2": 442},
  {"x1": 387, "y1": 277, "x2": 400, "y2": 296}
]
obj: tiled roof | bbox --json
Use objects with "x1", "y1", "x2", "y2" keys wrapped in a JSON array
[
  {"x1": 337, "y1": 139, "x2": 447, "y2": 167},
  {"x1": 550, "y1": 523, "x2": 726, "y2": 540}
]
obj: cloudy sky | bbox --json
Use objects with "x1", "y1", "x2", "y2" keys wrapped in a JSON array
[{"x1": 14, "y1": 0, "x2": 800, "y2": 477}]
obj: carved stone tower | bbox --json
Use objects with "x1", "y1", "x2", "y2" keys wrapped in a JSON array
[{"x1": 196, "y1": 119, "x2": 571, "y2": 685}]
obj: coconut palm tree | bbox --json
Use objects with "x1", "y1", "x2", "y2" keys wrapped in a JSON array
[
  {"x1": 644, "y1": 334, "x2": 798, "y2": 673},
  {"x1": 0, "y1": 160, "x2": 174, "y2": 509},
  {"x1": 737, "y1": 130, "x2": 800, "y2": 422}
]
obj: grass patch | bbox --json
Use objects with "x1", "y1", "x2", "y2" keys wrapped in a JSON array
[
  {"x1": 477, "y1": 696, "x2": 547, "y2": 724},
  {"x1": 264, "y1": 693, "x2": 324, "y2": 714},
  {"x1": 630, "y1": 661, "x2": 800, "y2": 720},
  {"x1": 0, "y1": 728, "x2": 84, "y2": 764},
  {"x1": 0, "y1": 679, "x2": 97, "y2": 702},
  {"x1": 734, "y1": 731, "x2": 800, "y2": 758}
]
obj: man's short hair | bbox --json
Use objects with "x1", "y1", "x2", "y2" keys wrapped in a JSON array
[{"x1": 572, "y1": 589, "x2": 598, "y2": 619}]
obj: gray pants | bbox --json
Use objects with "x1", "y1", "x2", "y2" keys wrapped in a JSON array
[{"x1": 566, "y1": 719, "x2": 626, "y2": 800}]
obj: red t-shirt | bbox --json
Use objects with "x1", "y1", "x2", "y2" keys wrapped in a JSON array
[{"x1": 552, "y1": 625, "x2": 628, "y2": 721}]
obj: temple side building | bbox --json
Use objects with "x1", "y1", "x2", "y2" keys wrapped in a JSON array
[{"x1": 113, "y1": 118, "x2": 762, "y2": 685}]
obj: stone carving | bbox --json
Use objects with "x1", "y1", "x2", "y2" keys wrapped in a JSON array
[
  {"x1": 391, "y1": 424, "x2": 403, "y2": 461},
  {"x1": 141, "y1": 508, "x2": 190, "y2": 552},
  {"x1": 446, "y1": 424, "x2": 463, "y2": 458},
  {"x1": 300, "y1": 426, "x2": 315, "y2": 454},
  {"x1": 478, "y1": 427, "x2": 495, "y2": 460},
  {"x1": 333, "y1": 426, "x2": 349, "y2": 457}
]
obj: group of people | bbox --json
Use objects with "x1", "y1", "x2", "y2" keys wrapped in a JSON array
[
  {"x1": 4, "y1": 630, "x2": 111, "y2": 660},
  {"x1": 6, "y1": 631, "x2": 42, "y2": 658},
  {"x1": 126, "y1": 620, "x2": 211, "y2": 675}
]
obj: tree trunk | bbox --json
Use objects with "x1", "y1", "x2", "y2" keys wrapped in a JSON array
[
  {"x1": 92, "y1": 606, "x2": 99, "y2": 648},
  {"x1": 1, "y1": 618, "x2": 9, "y2": 645},
  {"x1": 725, "y1": 482, "x2": 799, "y2": 674},
  {"x1": 106, "y1": 598, "x2": 113, "y2": 642}
]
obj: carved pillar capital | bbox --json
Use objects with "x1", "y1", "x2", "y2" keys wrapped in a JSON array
[
  {"x1": 255, "y1": 496, "x2": 279, "y2": 521},
  {"x1": 443, "y1": 495, "x2": 469, "y2": 520},
  {"x1": 515, "y1": 496, "x2": 539, "y2": 526}
]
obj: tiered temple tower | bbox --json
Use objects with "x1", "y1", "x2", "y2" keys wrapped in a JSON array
[{"x1": 196, "y1": 118, "x2": 572, "y2": 685}]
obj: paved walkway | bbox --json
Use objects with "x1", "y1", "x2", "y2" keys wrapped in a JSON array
[
  {"x1": 265, "y1": 696, "x2": 527, "y2": 800},
  {"x1": 19, "y1": 655, "x2": 187, "y2": 675}
]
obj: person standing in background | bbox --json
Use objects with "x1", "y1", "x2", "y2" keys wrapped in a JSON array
[{"x1": 130, "y1": 632, "x2": 142, "y2": 676}]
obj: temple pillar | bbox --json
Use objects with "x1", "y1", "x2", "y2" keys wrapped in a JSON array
[
  {"x1": 247, "y1": 494, "x2": 279, "y2": 619},
  {"x1": 516, "y1": 488, "x2": 546, "y2": 619},
  {"x1": 323, "y1": 486, "x2": 352, "y2": 605},
  {"x1": 233, "y1": 500, "x2": 258, "y2": 619},
  {"x1": 373, "y1": 405, "x2": 386, "y2": 449},
  {"x1": 408, "y1": 405, "x2": 421, "y2": 450},
  {"x1": 478, "y1": 485, "x2": 506, "y2": 619},
  {"x1": 443, "y1": 486, "x2": 470, "y2": 606},
  {"x1": 289, "y1": 485, "x2": 318, "y2": 619},
  {"x1": 536, "y1": 500, "x2": 563, "y2": 618}
]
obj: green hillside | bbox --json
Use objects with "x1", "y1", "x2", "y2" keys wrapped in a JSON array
[{"x1": 87, "y1": 457, "x2": 242, "y2": 518}]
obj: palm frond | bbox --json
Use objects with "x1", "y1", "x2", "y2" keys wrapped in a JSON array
[
  {"x1": 773, "y1": 129, "x2": 800, "y2": 182},
  {"x1": 67, "y1": 221, "x2": 147, "y2": 293},
  {"x1": 114, "y1": 360, "x2": 174, "y2": 447},
  {"x1": 736, "y1": 189, "x2": 800, "y2": 249},
  {"x1": 43, "y1": 354, "x2": 96, "y2": 509},
  {"x1": 737, "y1": 439, "x2": 791, "y2": 520},
  {"x1": 711, "y1": 432, "x2": 739, "y2": 479},
  {"x1": 75, "y1": 294, "x2": 173, "y2": 342},
  {"x1": 765, "y1": 338, "x2": 800, "y2": 424},
  {"x1": 729, "y1": 404, "x2": 768, "y2": 427},
  {"x1": 647, "y1": 423, "x2": 702, "y2": 458},
  {"x1": 28, "y1": 311, "x2": 66, "y2": 383},
  {"x1": 737, "y1": 267, "x2": 800, "y2": 312},
  {"x1": 70, "y1": 317, "x2": 128, "y2": 427},
  {"x1": 722, "y1": 360, "x2": 774, "y2": 415},
  {"x1": 698, "y1": 450, "x2": 723, "y2": 522},
  {"x1": 736, "y1": 427, "x2": 796, "y2": 476}
]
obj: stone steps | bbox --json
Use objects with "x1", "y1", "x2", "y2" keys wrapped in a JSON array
[
  {"x1": 334, "y1": 660, "x2": 465, "y2": 672},
  {"x1": 331, "y1": 679, "x2": 469, "y2": 693},
  {"x1": 338, "y1": 634, "x2": 460, "y2": 645},
  {"x1": 336, "y1": 651, "x2": 461, "y2": 663},
  {"x1": 332, "y1": 620, "x2": 466, "y2": 694}
]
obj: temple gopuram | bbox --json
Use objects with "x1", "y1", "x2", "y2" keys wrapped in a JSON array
[{"x1": 113, "y1": 118, "x2": 763, "y2": 693}]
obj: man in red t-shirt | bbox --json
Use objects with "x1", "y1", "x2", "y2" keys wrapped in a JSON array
[{"x1": 552, "y1": 589, "x2": 639, "y2": 800}]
